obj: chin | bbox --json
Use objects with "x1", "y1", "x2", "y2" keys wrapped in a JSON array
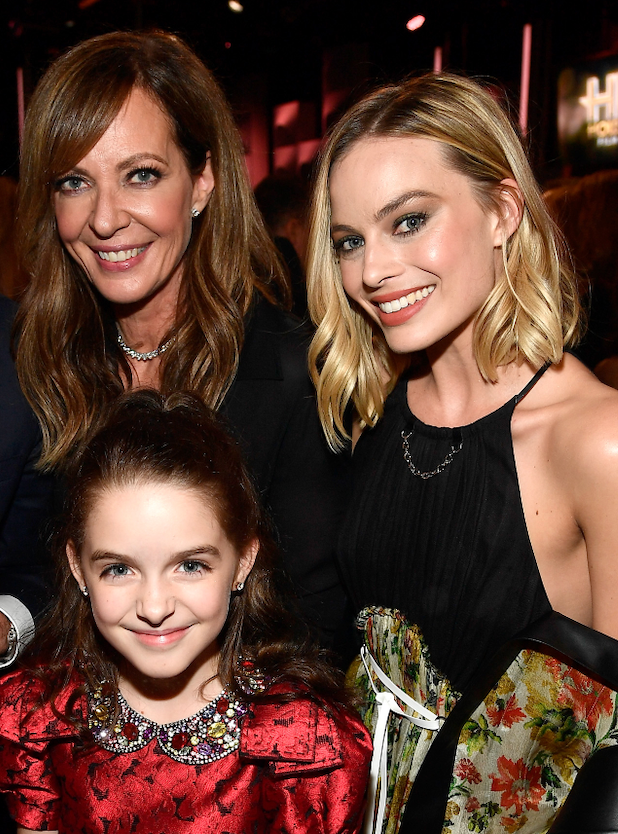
[
  {"x1": 382, "y1": 332, "x2": 429, "y2": 355},
  {"x1": 140, "y1": 668, "x2": 180, "y2": 680},
  {"x1": 130, "y1": 660, "x2": 191, "y2": 681},
  {"x1": 90, "y1": 283, "x2": 153, "y2": 308}
]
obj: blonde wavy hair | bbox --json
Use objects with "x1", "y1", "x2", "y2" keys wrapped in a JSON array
[{"x1": 307, "y1": 73, "x2": 582, "y2": 450}]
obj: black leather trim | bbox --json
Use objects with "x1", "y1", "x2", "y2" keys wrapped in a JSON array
[
  {"x1": 399, "y1": 612, "x2": 618, "y2": 833},
  {"x1": 519, "y1": 613, "x2": 618, "y2": 692},
  {"x1": 548, "y1": 745, "x2": 618, "y2": 833}
]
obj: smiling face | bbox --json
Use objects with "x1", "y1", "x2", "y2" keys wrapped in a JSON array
[
  {"x1": 329, "y1": 136, "x2": 508, "y2": 356},
  {"x1": 67, "y1": 481, "x2": 256, "y2": 691},
  {"x1": 53, "y1": 87, "x2": 214, "y2": 314}
]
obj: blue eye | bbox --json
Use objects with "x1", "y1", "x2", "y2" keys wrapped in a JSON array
[
  {"x1": 179, "y1": 560, "x2": 209, "y2": 574},
  {"x1": 128, "y1": 167, "x2": 162, "y2": 185},
  {"x1": 56, "y1": 175, "x2": 87, "y2": 194},
  {"x1": 394, "y1": 213, "x2": 427, "y2": 235},
  {"x1": 333, "y1": 235, "x2": 364, "y2": 258},
  {"x1": 101, "y1": 563, "x2": 131, "y2": 578}
]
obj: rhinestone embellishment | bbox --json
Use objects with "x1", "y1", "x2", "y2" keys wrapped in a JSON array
[
  {"x1": 116, "y1": 327, "x2": 176, "y2": 361},
  {"x1": 88, "y1": 685, "x2": 249, "y2": 765}
]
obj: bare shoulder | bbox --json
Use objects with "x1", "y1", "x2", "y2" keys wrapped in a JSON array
[
  {"x1": 527, "y1": 354, "x2": 618, "y2": 467},
  {"x1": 515, "y1": 354, "x2": 618, "y2": 638}
]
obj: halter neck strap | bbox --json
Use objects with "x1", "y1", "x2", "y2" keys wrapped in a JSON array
[{"x1": 514, "y1": 361, "x2": 551, "y2": 405}]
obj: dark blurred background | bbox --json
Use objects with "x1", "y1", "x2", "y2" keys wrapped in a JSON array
[
  {"x1": 4, "y1": 0, "x2": 618, "y2": 369},
  {"x1": 2, "y1": 0, "x2": 618, "y2": 184}
]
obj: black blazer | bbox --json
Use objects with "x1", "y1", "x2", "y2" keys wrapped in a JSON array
[
  {"x1": 221, "y1": 297, "x2": 350, "y2": 645},
  {"x1": 0, "y1": 296, "x2": 54, "y2": 620}
]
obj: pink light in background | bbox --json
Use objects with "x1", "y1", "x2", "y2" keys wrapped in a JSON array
[
  {"x1": 406, "y1": 15, "x2": 425, "y2": 32},
  {"x1": 322, "y1": 90, "x2": 347, "y2": 133},
  {"x1": 274, "y1": 101, "x2": 300, "y2": 129},
  {"x1": 16, "y1": 67, "x2": 24, "y2": 149},
  {"x1": 298, "y1": 139, "x2": 321, "y2": 166},
  {"x1": 519, "y1": 23, "x2": 532, "y2": 134},
  {"x1": 273, "y1": 145, "x2": 297, "y2": 171},
  {"x1": 433, "y1": 46, "x2": 442, "y2": 73},
  {"x1": 273, "y1": 139, "x2": 321, "y2": 175}
]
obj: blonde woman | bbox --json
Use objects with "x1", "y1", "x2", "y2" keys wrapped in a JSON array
[{"x1": 308, "y1": 73, "x2": 618, "y2": 833}]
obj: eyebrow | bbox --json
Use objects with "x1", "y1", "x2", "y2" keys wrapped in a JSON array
[
  {"x1": 331, "y1": 190, "x2": 437, "y2": 235},
  {"x1": 330, "y1": 223, "x2": 360, "y2": 235},
  {"x1": 374, "y1": 190, "x2": 436, "y2": 221},
  {"x1": 66, "y1": 153, "x2": 169, "y2": 178},
  {"x1": 117, "y1": 153, "x2": 168, "y2": 171},
  {"x1": 90, "y1": 545, "x2": 221, "y2": 563}
]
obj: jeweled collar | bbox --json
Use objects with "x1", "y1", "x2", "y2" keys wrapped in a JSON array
[{"x1": 88, "y1": 683, "x2": 249, "y2": 765}]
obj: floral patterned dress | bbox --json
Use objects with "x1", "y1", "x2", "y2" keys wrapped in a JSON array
[
  {"x1": 352, "y1": 607, "x2": 618, "y2": 834},
  {"x1": 337, "y1": 370, "x2": 618, "y2": 832}
]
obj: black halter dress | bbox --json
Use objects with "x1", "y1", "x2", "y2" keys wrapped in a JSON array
[
  {"x1": 339, "y1": 365, "x2": 552, "y2": 695},
  {"x1": 339, "y1": 365, "x2": 618, "y2": 834}
]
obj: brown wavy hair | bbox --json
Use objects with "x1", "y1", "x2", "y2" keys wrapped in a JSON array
[
  {"x1": 15, "y1": 30, "x2": 289, "y2": 470},
  {"x1": 23, "y1": 390, "x2": 345, "y2": 726}
]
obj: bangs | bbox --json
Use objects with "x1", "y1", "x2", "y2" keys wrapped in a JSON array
[{"x1": 41, "y1": 69, "x2": 135, "y2": 181}]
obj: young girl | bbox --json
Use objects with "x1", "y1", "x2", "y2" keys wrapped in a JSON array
[
  {"x1": 307, "y1": 73, "x2": 618, "y2": 833},
  {"x1": 0, "y1": 391, "x2": 371, "y2": 833}
]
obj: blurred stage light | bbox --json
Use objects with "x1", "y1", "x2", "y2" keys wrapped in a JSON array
[
  {"x1": 229, "y1": 1, "x2": 244, "y2": 11},
  {"x1": 406, "y1": 15, "x2": 425, "y2": 31}
]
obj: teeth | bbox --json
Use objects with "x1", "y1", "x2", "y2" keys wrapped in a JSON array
[
  {"x1": 97, "y1": 246, "x2": 146, "y2": 262},
  {"x1": 378, "y1": 285, "x2": 435, "y2": 314}
]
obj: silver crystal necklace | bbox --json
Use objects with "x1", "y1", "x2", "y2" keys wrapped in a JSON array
[{"x1": 116, "y1": 326, "x2": 175, "y2": 361}]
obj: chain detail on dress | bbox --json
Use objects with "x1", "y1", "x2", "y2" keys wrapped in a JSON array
[{"x1": 401, "y1": 427, "x2": 463, "y2": 479}]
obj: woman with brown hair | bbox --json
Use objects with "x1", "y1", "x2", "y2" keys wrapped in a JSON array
[
  {"x1": 308, "y1": 73, "x2": 618, "y2": 833},
  {"x1": 15, "y1": 30, "x2": 347, "y2": 646}
]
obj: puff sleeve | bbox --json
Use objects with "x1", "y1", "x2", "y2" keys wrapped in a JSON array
[
  {"x1": 240, "y1": 696, "x2": 372, "y2": 833},
  {"x1": 0, "y1": 670, "x2": 76, "y2": 831}
]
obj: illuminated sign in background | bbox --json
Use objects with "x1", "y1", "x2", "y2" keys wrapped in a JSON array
[{"x1": 558, "y1": 58, "x2": 618, "y2": 172}]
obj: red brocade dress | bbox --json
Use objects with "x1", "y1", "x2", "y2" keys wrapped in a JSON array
[{"x1": 0, "y1": 670, "x2": 372, "y2": 833}]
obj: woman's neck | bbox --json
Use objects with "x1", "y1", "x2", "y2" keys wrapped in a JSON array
[
  {"x1": 114, "y1": 269, "x2": 181, "y2": 355},
  {"x1": 409, "y1": 334, "x2": 536, "y2": 428},
  {"x1": 116, "y1": 306, "x2": 175, "y2": 356},
  {"x1": 115, "y1": 288, "x2": 179, "y2": 390}
]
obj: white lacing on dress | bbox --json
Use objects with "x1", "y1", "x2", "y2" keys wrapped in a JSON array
[{"x1": 360, "y1": 645, "x2": 442, "y2": 834}]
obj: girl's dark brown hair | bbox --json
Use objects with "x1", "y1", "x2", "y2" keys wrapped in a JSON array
[
  {"x1": 24, "y1": 390, "x2": 344, "y2": 724},
  {"x1": 15, "y1": 30, "x2": 289, "y2": 470}
]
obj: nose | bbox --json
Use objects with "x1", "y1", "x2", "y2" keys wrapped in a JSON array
[
  {"x1": 89, "y1": 184, "x2": 131, "y2": 239},
  {"x1": 136, "y1": 578, "x2": 175, "y2": 628},
  {"x1": 361, "y1": 238, "x2": 402, "y2": 288}
]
